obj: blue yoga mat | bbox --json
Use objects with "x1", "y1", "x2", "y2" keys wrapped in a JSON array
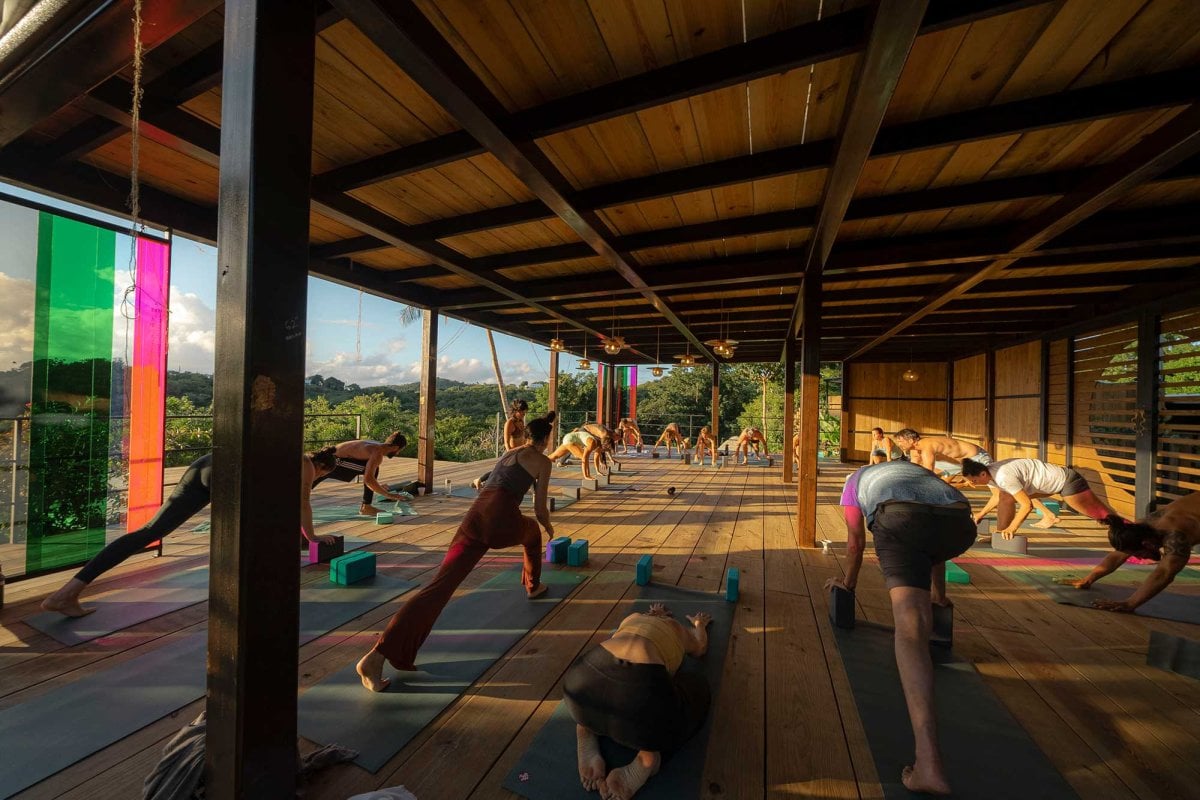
[
  {"x1": 23, "y1": 539, "x2": 373, "y2": 646},
  {"x1": 0, "y1": 572, "x2": 417, "y2": 800},
  {"x1": 835, "y1": 622, "x2": 1077, "y2": 799},
  {"x1": 501, "y1": 582, "x2": 735, "y2": 800},
  {"x1": 298, "y1": 567, "x2": 585, "y2": 772},
  {"x1": 1015, "y1": 571, "x2": 1200, "y2": 624}
]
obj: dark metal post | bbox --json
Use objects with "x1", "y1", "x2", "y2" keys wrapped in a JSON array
[
  {"x1": 418, "y1": 310, "x2": 438, "y2": 493},
  {"x1": 1135, "y1": 312, "x2": 1160, "y2": 516},
  {"x1": 797, "y1": 276, "x2": 821, "y2": 548},
  {"x1": 548, "y1": 349, "x2": 559, "y2": 444},
  {"x1": 205, "y1": 1, "x2": 315, "y2": 797},
  {"x1": 782, "y1": 338, "x2": 796, "y2": 482}
]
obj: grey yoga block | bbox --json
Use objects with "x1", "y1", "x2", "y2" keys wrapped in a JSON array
[
  {"x1": 991, "y1": 532, "x2": 1028, "y2": 554},
  {"x1": 830, "y1": 585, "x2": 855, "y2": 629}
]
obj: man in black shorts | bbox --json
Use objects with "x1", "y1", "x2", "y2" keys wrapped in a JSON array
[
  {"x1": 829, "y1": 460, "x2": 975, "y2": 796},
  {"x1": 314, "y1": 431, "x2": 412, "y2": 514}
]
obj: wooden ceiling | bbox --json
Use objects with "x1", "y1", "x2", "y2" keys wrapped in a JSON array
[{"x1": 2, "y1": 0, "x2": 1199, "y2": 364}]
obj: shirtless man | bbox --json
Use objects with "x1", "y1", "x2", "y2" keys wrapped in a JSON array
[
  {"x1": 893, "y1": 428, "x2": 1056, "y2": 526},
  {"x1": 735, "y1": 427, "x2": 767, "y2": 464},
  {"x1": 615, "y1": 418, "x2": 643, "y2": 454},
  {"x1": 961, "y1": 458, "x2": 1120, "y2": 539},
  {"x1": 314, "y1": 432, "x2": 410, "y2": 515},
  {"x1": 693, "y1": 426, "x2": 716, "y2": 465},
  {"x1": 1055, "y1": 492, "x2": 1199, "y2": 612},
  {"x1": 651, "y1": 422, "x2": 688, "y2": 457}
]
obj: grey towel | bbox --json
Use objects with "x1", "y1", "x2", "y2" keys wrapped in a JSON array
[{"x1": 143, "y1": 712, "x2": 358, "y2": 800}]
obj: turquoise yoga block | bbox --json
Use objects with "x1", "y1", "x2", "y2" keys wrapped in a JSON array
[
  {"x1": 636, "y1": 554, "x2": 653, "y2": 586},
  {"x1": 567, "y1": 539, "x2": 589, "y2": 567},
  {"x1": 330, "y1": 551, "x2": 376, "y2": 585},
  {"x1": 945, "y1": 561, "x2": 971, "y2": 584},
  {"x1": 1038, "y1": 500, "x2": 1062, "y2": 516},
  {"x1": 726, "y1": 567, "x2": 740, "y2": 602},
  {"x1": 546, "y1": 536, "x2": 571, "y2": 564}
]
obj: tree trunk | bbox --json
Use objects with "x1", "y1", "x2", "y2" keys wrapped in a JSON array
[{"x1": 486, "y1": 329, "x2": 508, "y2": 417}]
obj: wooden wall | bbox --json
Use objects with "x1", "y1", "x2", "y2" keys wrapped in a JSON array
[
  {"x1": 1071, "y1": 322, "x2": 1138, "y2": 519},
  {"x1": 843, "y1": 362, "x2": 947, "y2": 462},
  {"x1": 1046, "y1": 338, "x2": 1070, "y2": 466},
  {"x1": 951, "y1": 353, "x2": 986, "y2": 447},
  {"x1": 993, "y1": 342, "x2": 1042, "y2": 460}
]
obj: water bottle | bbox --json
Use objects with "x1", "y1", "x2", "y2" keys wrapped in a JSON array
[{"x1": 444, "y1": 478, "x2": 453, "y2": 496}]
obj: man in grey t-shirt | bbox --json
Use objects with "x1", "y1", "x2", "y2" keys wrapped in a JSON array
[{"x1": 831, "y1": 461, "x2": 975, "y2": 795}]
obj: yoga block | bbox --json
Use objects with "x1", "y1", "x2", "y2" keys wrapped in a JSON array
[
  {"x1": 1039, "y1": 500, "x2": 1062, "y2": 516},
  {"x1": 308, "y1": 535, "x2": 344, "y2": 565},
  {"x1": 726, "y1": 567, "x2": 740, "y2": 602},
  {"x1": 330, "y1": 551, "x2": 376, "y2": 585},
  {"x1": 830, "y1": 585, "x2": 855, "y2": 629},
  {"x1": 561, "y1": 486, "x2": 581, "y2": 501},
  {"x1": 651, "y1": 452, "x2": 660, "y2": 459},
  {"x1": 581, "y1": 477, "x2": 599, "y2": 491},
  {"x1": 567, "y1": 539, "x2": 589, "y2": 567},
  {"x1": 683, "y1": 454, "x2": 692, "y2": 464},
  {"x1": 931, "y1": 603, "x2": 953, "y2": 648},
  {"x1": 546, "y1": 536, "x2": 571, "y2": 564},
  {"x1": 598, "y1": 472, "x2": 610, "y2": 486},
  {"x1": 636, "y1": 444, "x2": 643, "y2": 453},
  {"x1": 991, "y1": 532, "x2": 1028, "y2": 554},
  {"x1": 945, "y1": 561, "x2": 971, "y2": 584},
  {"x1": 376, "y1": 512, "x2": 394, "y2": 525},
  {"x1": 636, "y1": 554, "x2": 653, "y2": 586},
  {"x1": 611, "y1": 461, "x2": 622, "y2": 473},
  {"x1": 767, "y1": 456, "x2": 774, "y2": 467},
  {"x1": 1147, "y1": 630, "x2": 1200, "y2": 681}
]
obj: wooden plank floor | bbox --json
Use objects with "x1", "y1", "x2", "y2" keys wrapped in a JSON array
[{"x1": 1, "y1": 457, "x2": 1198, "y2": 799}]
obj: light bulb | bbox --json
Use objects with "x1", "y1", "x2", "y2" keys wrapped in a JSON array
[
  {"x1": 577, "y1": 358, "x2": 592, "y2": 370},
  {"x1": 902, "y1": 368, "x2": 919, "y2": 382},
  {"x1": 603, "y1": 340, "x2": 622, "y2": 355},
  {"x1": 651, "y1": 366, "x2": 664, "y2": 377},
  {"x1": 549, "y1": 338, "x2": 564, "y2": 352}
]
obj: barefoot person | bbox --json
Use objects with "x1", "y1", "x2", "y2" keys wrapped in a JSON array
[
  {"x1": 960, "y1": 458, "x2": 1122, "y2": 539},
  {"x1": 616, "y1": 418, "x2": 643, "y2": 454},
  {"x1": 893, "y1": 428, "x2": 1056, "y2": 521},
  {"x1": 734, "y1": 427, "x2": 767, "y2": 464},
  {"x1": 831, "y1": 460, "x2": 975, "y2": 795},
  {"x1": 564, "y1": 602, "x2": 713, "y2": 798},
  {"x1": 549, "y1": 426, "x2": 605, "y2": 480},
  {"x1": 356, "y1": 413, "x2": 560, "y2": 691},
  {"x1": 314, "y1": 432, "x2": 410, "y2": 515},
  {"x1": 42, "y1": 448, "x2": 338, "y2": 618},
  {"x1": 650, "y1": 423, "x2": 687, "y2": 457},
  {"x1": 869, "y1": 427, "x2": 903, "y2": 465},
  {"x1": 1054, "y1": 492, "x2": 1199, "y2": 612},
  {"x1": 693, "y1": 425, "x2": 716, "y2": 465}
]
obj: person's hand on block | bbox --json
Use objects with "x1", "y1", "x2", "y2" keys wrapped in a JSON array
[
  {"x1": 997, "y1": 527, "x2": 1019, "y2": 540},
  {"x1": 1092, "y1": 598, "x2": 1136, "y2": 613},
  {"x1": 1052, "y1": 576, "x2": 1093, "y2": 589},
  {"x1": 308, "y1": 533, "x2": 337, "y2": 545},
  {"x1": 824, "y1": 576, "x2": 853, "y2": 591}
]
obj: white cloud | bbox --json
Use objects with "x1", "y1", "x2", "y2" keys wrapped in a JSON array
[
  {"x1": 429, "y1": 355, "x2": 539, "y2": 384},
  {"x1": 166, "y1": 287, "x2": 216, "y2": 373},
  {"x1": 0, "y1": 272, "x2": 35, "y2": 368}
]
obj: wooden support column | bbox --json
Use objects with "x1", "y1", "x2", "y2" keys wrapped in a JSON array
[
  {"x1": 418, "y1": 310, "x2": 438, "y2": 493},
  {"x1": 797, "y1": 277, "x2": 821, "y2": 548},
  {"x1": 839, "y1": 360, "x2": 851, "y2": 462},
  {"x1": 205, "y1": 1, "x2": 315, "y2": 797},
  {"x1": 984, "y1": 348, "x2": 996, "y2": 455},
  {"x1": 782, "y1": 338, "x2": 796, "y2": 482},
  {"x1": 1065, "y1": 337, "x2": 1075, "y2": 466},
  {"x1": 548, "y1": 349, "x2": 559, "y2": 443},
  {"x1": 1038, "y1": 340, "x2": 1050, "y2": 461},
  {"x1": 1135, "y1": 312, "x2": 1160, "y2": 516},
  {"x1": 711, "y1": 363, "x2": 720, "y2": 446},
  {"x1": 945, "y1": 360, "x2": 954, "y2": 436}
]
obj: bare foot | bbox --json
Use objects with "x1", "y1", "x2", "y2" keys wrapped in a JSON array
[
  {"x1": 576, "y1": 725, "x2": 606, "y2": 791},
  {"x1": 527, "y1": 583, "x2": 549, "y2": 600},
  {"x1": 1031, "y1": 514, "x2": 1060, "y2": 529},
  {"x1": 40, "y1": 594, "x2": 96, "y2": 618},
  {"x1": 901, "y1": 763, "x2": 951, "y2": 796},
  {"x1": 356, "y1": 650, "x2": 391, "y2": 692},
  {"x1": 602, "y1": 752, "x2": 660, "y2": 800},
  {"x1": 361, "y1": 504, "x2": 383, "y2": 516}
]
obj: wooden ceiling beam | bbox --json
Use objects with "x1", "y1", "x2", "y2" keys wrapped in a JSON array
[
  {"x1": 328, "y1": 0, "x2": 714, "y2": 361},
  {"x1": 846, "y1": 102, "x2": 1200, "y2": 360}
]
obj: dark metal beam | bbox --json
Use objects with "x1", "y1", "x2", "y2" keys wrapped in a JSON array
[
  {"x1": 205, "y1": 0, "x2": 314, "y2": 796},
  {"x1": 329, "y1": 0, "x2": 713, "y2": 361},
  {"x1": 846, "y1": 102, "x2": 1200, "y2": 359}
]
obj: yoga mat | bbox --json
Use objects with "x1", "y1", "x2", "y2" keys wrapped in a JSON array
[
  {"x1": 501, "y1": 582, "x2": 735, "y2": 800},
  {"x1": 1147, "y1": 631, "x2": 1200, "y2": 681},
  {"x1": 835, "y1": 622, "x2": 1077, "y2": 799},
  {"x1": 192, "y1": 506, "x2": 400, "y2": 532},
  {"x1": 0, "y1": 573, "x2": 418, "y2": 799},
  {"x1": 1014, "y1": 571, "x2": 1200, "y2": 624},
  {"x1": 24, "y1": 540, "x2": 374, "y2": 646},
  {"x1": 976, "y1": 518, "x2": 1068, "y2": 537},
  {"x1": 447, "y1": 485, "x2": 578, "y2": 510},
  {"x1": 298, "y1": 568, "x2": 586, "y2": 772}
]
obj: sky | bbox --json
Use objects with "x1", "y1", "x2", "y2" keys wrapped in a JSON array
[{"x1": 0, "y1": 182, "x2": 603, "y2": 387}]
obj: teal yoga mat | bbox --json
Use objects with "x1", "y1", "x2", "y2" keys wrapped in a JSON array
[
  {"x1": 297, "y1": 567, "x2": 586, "y2": 772},
  {"x1": 23, "y1": 540, "x2": 373, "y2": 646},
  {"x1": 501, "y1": 582, "x2": 735, "y2": 800},
  {"x1": 1014, "y1": 571, "x2": 1200, "y2": 624},
  {"x1": 835, "y1": 622, "x2": 1077, "y2": 799},
  {"x1": 0, "y1": 573, "x2": 418, "y2": 799}
]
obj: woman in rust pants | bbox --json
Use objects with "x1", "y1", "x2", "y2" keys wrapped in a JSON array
[{"x1": 356, "y1": 412, "x2": 560, "y2": 691}]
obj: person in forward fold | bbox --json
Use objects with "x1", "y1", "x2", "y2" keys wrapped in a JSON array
[
  {"x1": 313, "y1": 432, "x2": 412, "y2": 515},
  {"x1": 564, "y1": 601, "x2": 713, "y2": 800},
  {"x1": 734, "y1": 427, "x2": 767, "y2": 464},
  {"x1": 831, "y1": 460, "x2": 975, "y2": 796},
  {"x1": 693, "y1": 425, "x2": 717, "y2": 465},
  {"x1": 650, "y1": 422, "x2": 688, "y2": 458},
  {"x1": 41, "y1": 448, "x2": 339, "y2": 618},
  {"x1": 1055, "y1": 491, "x2": 1199, "y2": 613},
  {"x1": 355, "y1": 413, "x2": 559, "y2": 692}
]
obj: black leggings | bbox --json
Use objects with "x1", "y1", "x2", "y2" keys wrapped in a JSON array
[
  {"x1": 312, "y1": 459, "x2": 375, "y2": 505},
  {"x1": 563, "y1": 645, "x2": 710, "y2": 753},
  {"x1": 74, "y1": 462, "x2": 211, "y2": 584}
]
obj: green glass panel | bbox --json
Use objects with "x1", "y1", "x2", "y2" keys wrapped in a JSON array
[{"x1": 25, "y1": 213, "x2": 116, "y2": 573}]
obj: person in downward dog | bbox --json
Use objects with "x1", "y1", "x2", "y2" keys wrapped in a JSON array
[{"x1": 563, "y1": 602, "x2": 713, "y2": 800}]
